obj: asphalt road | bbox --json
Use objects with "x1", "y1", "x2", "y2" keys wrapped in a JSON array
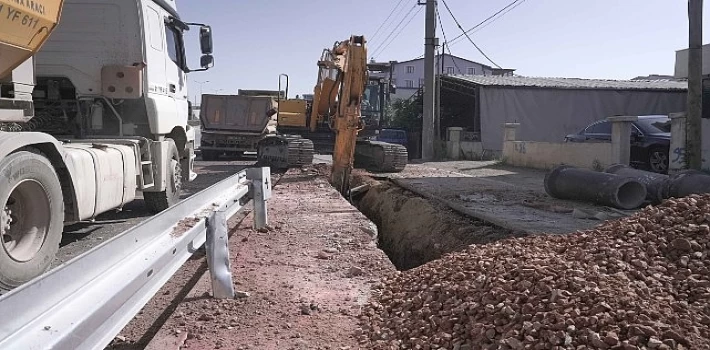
[{"x1": 51, "y1": 157, "x2": 256, "y2": 269}]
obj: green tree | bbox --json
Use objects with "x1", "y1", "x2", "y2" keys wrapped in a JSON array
[{"x1": 388, "y1": 98, "x2": 421, "y2": 131}]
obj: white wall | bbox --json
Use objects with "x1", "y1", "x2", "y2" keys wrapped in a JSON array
[{"x1": 502, "y1": 140, "x2": 613, "y2": 170}]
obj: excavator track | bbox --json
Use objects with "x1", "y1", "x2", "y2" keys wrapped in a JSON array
[
  {"x1": 256, "y1": 135, "x2": 315, "y2": 170},
  {"x1": 354, "y1": 140, "x2": 408, "y2": 173}
]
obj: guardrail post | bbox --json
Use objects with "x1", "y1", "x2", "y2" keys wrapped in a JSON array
[
  {"x1": 247, "y1": 167, "x2": 271, "y2": 230},
  {"x1": 206, "y1": 209, "x2": 235, "y2": 299}
]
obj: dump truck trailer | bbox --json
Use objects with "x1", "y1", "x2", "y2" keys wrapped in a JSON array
[{"x1": 199, "y1": 93, "x2": 315, "y2": 166}]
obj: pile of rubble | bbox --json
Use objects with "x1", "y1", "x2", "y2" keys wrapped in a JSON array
[{"x1": 360, "y1": 195, "x2": 710, "y2": 349}]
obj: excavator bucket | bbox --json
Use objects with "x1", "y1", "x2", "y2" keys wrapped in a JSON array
[{"x1": 0, "y1": 0, "x2": 64, "y2": 77}]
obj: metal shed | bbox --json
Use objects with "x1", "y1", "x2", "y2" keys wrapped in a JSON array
[{"x1": 440, "y1": 75, "x2": 688, "y2": 152}]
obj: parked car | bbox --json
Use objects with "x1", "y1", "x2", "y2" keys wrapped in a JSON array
[
  {"x1": 564, "y1": 115, "x2": 671, "y2": 174},
  {"x1": 375, "y1": 128, "x2": 408, "y2": 147}
]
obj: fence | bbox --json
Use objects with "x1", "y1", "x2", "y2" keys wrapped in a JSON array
[{"x1": 0, "y1": 167, "x2": 271, "y2": 350}]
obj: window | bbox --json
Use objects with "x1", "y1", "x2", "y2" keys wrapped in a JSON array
[
  {"x1": 419, "y1": 78, "x2": 425, "y2": 86},
  {"x1": 406, "y1": 65, "x2": 415, "y2": 74},
  {"x1": 165, "y1": 24, "x2": 185, "y2": 69},
  {"x1": 405, "y1": 80, "x2": 414, "y2": 88},
  {"x1": 467, "y1": 67, "x2": 475, "y2": 75},
  {"x1": 446, "y1": 67, "x2": 455, "y2": 75},
  {"x1": 586, "y1": 121, "x2": 612, "y2": 134}
]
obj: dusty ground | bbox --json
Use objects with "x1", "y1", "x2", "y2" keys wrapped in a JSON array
[
  {"x1": 135, "y1": 168, "x2": 395, "y2": 350},
  {"x1": 371, "y1": 160, "x2": 631, "y2": 235},
  {"x1": 99, "y1": 157, "x2": 256, "y2": 350}
]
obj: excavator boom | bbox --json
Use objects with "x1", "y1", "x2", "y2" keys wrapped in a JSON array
[{"x1": 327, "y1": 36, "x2": 367, "y2": 194}]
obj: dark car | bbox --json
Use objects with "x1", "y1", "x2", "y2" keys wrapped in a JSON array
[{"x1": 564, "y1": 115, "x2": 671, "y2": 174}]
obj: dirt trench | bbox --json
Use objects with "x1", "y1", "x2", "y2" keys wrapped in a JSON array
[{"x1": 352, "y1": 176, "x2": 519, "y2": 270}]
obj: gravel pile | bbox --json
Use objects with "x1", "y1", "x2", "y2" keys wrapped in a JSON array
[{"x1": 360, "y1": 195, "x2": 710, "y2": 349}]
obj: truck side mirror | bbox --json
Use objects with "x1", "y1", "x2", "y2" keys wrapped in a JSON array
[
  {"x1": 200, "y1": 26, "x2": 213, "y2": 55},
  {"x1": 201, "y1": 54, "x2": 214, "y2": 69}
]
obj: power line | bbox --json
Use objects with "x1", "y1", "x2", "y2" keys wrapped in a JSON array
[
  {"x1": 414, "y1": 0, "x2": 527, "y2": 60},
  {"x1": 371, "y1": 5, "x2": 423, "y2": 59},
  {"x1": 448, "y1": 0, "x2": 528, "y2": 48},
  {"x1": 370, "y1": 3, "x2": 418, "y2": 58},
  {"x1": 447, "y1": 0, "x2": 523, "y2": 46},
  {"x1": 440, "y1": 0, "x2": 502, "y2": 69},
  {"x1": 370, "y1": 0, "x2": 408, "y2": 43},
  {"x1": 436, "y1": 7, "x2": 462, "y2": 74}
]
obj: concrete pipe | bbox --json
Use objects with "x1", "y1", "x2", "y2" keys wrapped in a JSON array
[
  {"x1": 604, "y1": 164, "x2": 670, "y2": 204},
  {"x1": 669, "y1": 170, "x2": 710, "y2": 198},
  {"x1": 544, "y1": 165, "x2": 647, "y2": 210}
]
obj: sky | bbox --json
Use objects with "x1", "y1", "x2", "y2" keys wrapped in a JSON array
[{"x1": 178, "y1": 0, "x2": 710, "y2": 102}]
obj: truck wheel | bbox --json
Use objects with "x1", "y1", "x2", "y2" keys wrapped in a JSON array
[
  {"x1": 145, "y1": 141, "x2": 182, "y2": 213},
  {"x1": 0, "y1": 151, "x2": 64, "y2": 292}
]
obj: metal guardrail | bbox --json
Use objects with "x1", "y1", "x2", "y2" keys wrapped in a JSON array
[{"x1": 0, "y1": 166, "x2": 272, "y2": 350}]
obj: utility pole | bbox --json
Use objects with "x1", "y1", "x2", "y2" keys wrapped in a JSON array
[
  {"x1": 687, "y1": 0, "x2": 703, "y2": 170},
  {"x1": 435, "y1": 47, "x2": 442, "y2": 144},
  {"x1": 421, "y1": 0, "x2": 438, "y2": 160}
]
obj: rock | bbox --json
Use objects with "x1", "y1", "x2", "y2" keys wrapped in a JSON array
[
  {"x1": 648, "y1": 337, "x2": 664, "y2": 349},
  {"x1": 114, "y1": 335, "x2": 127, "y2": 342},
  {"x1": 197, "y1": 313, "x2": 214, "y2": 321},
  {"x1": 316, "y1": 251, "x2": 331, "y2": 260},
  {"x1": 671, "y1": 238, "x2": 692, "y2": 252},
  {"x1": 346, "y1": 266, "x2": 364, "y2": 277},
  {"x1": 323, "y1": 247, "x2": 339, "y2": 254},
  {"x1": 235, "y1": 291, "x2": 251, "y2": 298}
]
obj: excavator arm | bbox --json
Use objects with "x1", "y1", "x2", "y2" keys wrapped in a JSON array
[{"x1": 310, "y1": 35, "x2": 368, "y2": 194}]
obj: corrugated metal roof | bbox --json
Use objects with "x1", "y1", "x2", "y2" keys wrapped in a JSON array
[{"x1": 445, "y1": 75, "x2": 688, "y2": 91}]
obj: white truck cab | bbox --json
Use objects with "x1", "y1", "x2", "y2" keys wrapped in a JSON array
[{"x1": 0, "y1": 0, "x2": 214, "y2": 291}]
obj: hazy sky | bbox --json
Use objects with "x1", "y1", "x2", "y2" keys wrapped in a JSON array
[{"x1": 178, "y1": 0, "x2": 709, "y2": 101}]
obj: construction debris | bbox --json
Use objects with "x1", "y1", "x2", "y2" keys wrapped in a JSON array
[{"x1": 360, "y1": 194, "x2": 710, "y2": 349}]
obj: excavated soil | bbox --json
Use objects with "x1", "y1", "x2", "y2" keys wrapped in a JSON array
[{"x1": 353, "y1": 175, "x2": 521, "y2": 270}]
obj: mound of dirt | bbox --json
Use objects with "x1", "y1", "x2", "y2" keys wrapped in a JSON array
[
  {"x1": 360, "y1": 194, "x2": 710, "y2": 349},
  {"x1": 357, "y1": 182, "x2": 517, "y2": 270}
]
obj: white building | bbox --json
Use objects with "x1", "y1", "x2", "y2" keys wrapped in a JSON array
[{"x1": 371, "y1": 53, "x2": 515, "y2": 100}]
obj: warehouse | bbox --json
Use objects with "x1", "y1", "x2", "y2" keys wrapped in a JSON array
[{"x1": 440, "y1": 75, "x2": 688, "y2": 153}]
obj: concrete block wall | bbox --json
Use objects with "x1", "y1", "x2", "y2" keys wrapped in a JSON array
[
  {"x1": 502, "y1": 140, "x2": 613, "y2": 170},
  {"x1": 669, "y1": 115, "x2": 710, "y2": 173}
]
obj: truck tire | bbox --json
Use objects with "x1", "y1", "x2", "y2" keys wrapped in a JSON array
[
  {"x1": 0, "y1": 150, "x2": 64, "y2": 292},
  {"x1": 145, "y1": 141, "x2": 182, "y2": 213}
]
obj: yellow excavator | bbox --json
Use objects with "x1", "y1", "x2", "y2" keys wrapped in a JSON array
[{"x1": 258, "y1": 35, "x2": 408, "y2": 194}]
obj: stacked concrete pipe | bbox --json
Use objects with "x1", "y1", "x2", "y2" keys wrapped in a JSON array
[
  {"x1": 544, "y1": 165, "x2": 647, "y2": 210},
  {"x1": 604, "y1": 164, "x2": 670, "y2": 205},
  {"x1": 604, "y1": 164, "x2": 710, "y2": 202}
]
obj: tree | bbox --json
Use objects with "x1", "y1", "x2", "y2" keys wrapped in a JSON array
[{"x1": 388, "y1": 98, "x2": 422, "y2": 131}]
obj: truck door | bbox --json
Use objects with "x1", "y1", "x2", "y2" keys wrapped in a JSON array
[{"x1": 164, "y1": 22, "x2": 190, "y2": 127}]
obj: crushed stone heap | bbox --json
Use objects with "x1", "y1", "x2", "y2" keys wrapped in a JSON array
[{"x1": 361, "y1": 194, "x2": 710, "y2": 350}]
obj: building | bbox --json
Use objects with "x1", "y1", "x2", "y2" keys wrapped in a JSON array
[
  {"x1": 439, "y1": 75, "x2": 688, "y2": 154},
  {"x1": 370, "y1": 53, "x2": 515, "y2": 100}
]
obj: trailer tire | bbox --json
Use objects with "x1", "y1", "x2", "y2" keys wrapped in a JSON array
[
  {"x1": 0, "y1": 151, "x2": 64, "y2": 292},
  {"x1": 145, "y1": 141, "x2": 182, "y2": 213}
]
